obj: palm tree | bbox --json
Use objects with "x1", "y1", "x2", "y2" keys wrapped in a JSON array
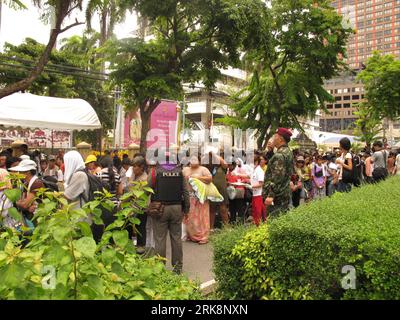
[{"x1": 86, "y1": 0, "x2": 134, "y2": 46}]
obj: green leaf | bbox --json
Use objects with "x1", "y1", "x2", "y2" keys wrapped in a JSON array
[
  {"x1": 142, "y1": 287, "x2": 156, "y2": 299},
  {"x1": 143, "y1": 187, "x2": 154, "y2": 194},
  {"x1": 112, "y1": 230, "x2": 129, "y2": 248},
  {"x1": 3, "y1": 263, "x2": 25, "y2": 287},
  {"x1": 4, "y1": 189, "x2": 22, "y2": 203},
  {"x1": 92, "y1": 208, "x2": 104, "y2": 225},
  {"x1": 8, "y1": 207, "x2": 23, "y2": 222},
  {"x1": 128, "y1": 217, "x2": 141, "y2": 226},
  {"x1": 89, "y1": 200, "x2": 101, "y2": 211},
  {"x1": 0, "y1": 239, "x2": 6, "y2": 251},
  {"x1": 101, "y1": 248, "x2": 117, "y2": 265},
  {"x1": 73, "y1": 237, "x2": 97, "y2": 259},
  {"x1": 132, "y1": 190, "x2": 144, "y2": 198},
  {"x1": 77, "y1": 222, "x2": 93, "y2": 237},
  {"x1": 111, "y1": 261, "x2": 125, "y2": 276},
  {"x1": 104, "y1": 219, "x2": 125, "y2": 232},
  {"x1": 52, "y1": 227, "x2": 70, "y2": 244},
  {"x1": 101, "y1": 200, "x2": 115, "y2": 213}
]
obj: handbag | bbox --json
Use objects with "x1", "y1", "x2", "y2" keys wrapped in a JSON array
[
  {"x1": 146, "y1": 168, "x2": 165, "y2": 218},
  {"x1": 244, "y1": 187, "x2": 253, "y2": 202},
  {"x1": 342, "y1": 156, "x2": 354, "y2": 184},
  {"x1": 146, "y1": 201, "x2": 165, "y2": 218}
]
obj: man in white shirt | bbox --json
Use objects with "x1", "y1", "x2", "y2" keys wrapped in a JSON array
[
  {"x1": 370, "y1": 141, "x2": 389, "y2": 182},
  {"x1": 43, "y1": 155, "x2": 64, "y2": 182}
]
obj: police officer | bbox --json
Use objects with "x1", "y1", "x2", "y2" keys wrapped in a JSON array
[
  {"x1": 263, "y1": 128, "x2": 294, "y2": 218},
  {"x1": 149, "y1": 151, "x2": 190, "y2": 274}
]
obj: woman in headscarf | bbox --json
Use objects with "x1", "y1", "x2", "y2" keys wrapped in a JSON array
[
  {"x1": 182, "y1": 155, "x2": 212, "y2": 244},
  {"x1": 232, "y1": 158, "x2": 252, "y2": 182},
  {"x1": 63, "y1": 151, "x2": 90, "y2": 208}
]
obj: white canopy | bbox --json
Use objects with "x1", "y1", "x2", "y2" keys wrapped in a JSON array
[
  {"x1": 0, "y1": 92, "x2": 101, "y2": 131},
  {"x1": 292, "y1": 129, "x2": 357, "y2": 145}
]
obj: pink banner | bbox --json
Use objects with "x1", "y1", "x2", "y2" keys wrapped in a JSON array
[{"x1": 123, "y1": 101, "x2": 179, "y2": 149}]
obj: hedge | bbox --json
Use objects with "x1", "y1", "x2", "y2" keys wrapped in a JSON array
[
  {"x1": 213, "y1": 177, "x2": 400, "y2": 300},
  {"x1": 268, "y1": 176, "x2": 400, "y2": 299},
  {"x1": 212, "y1": 224, "x2": 311, "y2": 300}
]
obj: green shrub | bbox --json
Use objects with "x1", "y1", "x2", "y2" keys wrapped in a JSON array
[
  {"x1": 231, "y1": 224, "x2": 311, "y2": 300},
  {"x1": 0, "y1": 180, "x2": 200, "y2": 300},
  {"x1": 211, "y1": 224, "x2": 254, "y2": 299},
  {"x1": 268, "y1": 176, "x2": 400, "y2": 300},
  {"x1": 213, "y1": 223, "x2": 311, "y2": 300}
]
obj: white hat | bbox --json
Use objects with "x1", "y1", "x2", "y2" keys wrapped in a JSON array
[
  {"x1": 9, "y1": 159, "x2": 37, "y2": 172},
  {"x1": 20, "y1": 155, "x2": 31, "y2": 161}
]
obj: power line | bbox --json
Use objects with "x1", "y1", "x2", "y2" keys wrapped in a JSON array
[
  {"x1": 0, "y1": 61, "x2": 107, "y2": 82},
  {"x1": 0, "y1": 56, "x2": 109, "y2": 77}
]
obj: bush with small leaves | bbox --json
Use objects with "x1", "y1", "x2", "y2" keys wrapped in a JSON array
[{"x1": 268, "y1": 176, "x2": 400, "y2": 300}]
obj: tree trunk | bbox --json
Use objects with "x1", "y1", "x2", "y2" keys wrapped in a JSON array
[
  {"x1": 139, "y1": 108, "x2": 151, "y2": 154},
  {"x1": 139, "y1": 100, "x2": 161, "y2": 154},
  {"x1": 99, "y1": 9, "x2": 108, "y2": 74}
]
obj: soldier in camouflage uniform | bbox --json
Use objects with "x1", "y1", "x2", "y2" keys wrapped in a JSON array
[{"x1": 263, "y1": 128, "x2": 294, "y2": 218}]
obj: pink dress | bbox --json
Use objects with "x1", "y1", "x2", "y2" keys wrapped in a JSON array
[{"x1": 182, "y1": 166, "x2": 212, "y2": 244}]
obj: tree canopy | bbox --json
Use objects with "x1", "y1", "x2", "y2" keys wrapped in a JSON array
[
  {"x1": 220, "y1": 0, "x2": 353, "y2": 149},
  {"x1": 0, "y1": 0, "x2": 85, "y2": 99},
  {"x1": 353, "y1": 102, "x2": 383, "y2": 149},
  {"x1": 108, "y1": 0, "x2": 268, "y2": 152},
  {"x1": 0, "y1": 36, "x2": 113, "y2": 148},
  {"x1": 357, "y1": 52, "x2": 400, "y2": 121}
]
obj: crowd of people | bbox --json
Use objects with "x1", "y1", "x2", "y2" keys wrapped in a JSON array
[{"x1": 0, "y1": 133, "x2": 399, "y2": 274}]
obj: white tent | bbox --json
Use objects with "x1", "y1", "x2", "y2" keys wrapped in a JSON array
[
  {"x1": 310, "y1": 131, "x2": 357, "y2": 145},
  {"x1": 0, "y1": 93, "x2": 101, "y2": 131}
]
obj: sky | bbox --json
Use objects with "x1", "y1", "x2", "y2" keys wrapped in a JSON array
[{"x1": 0, "y1": 1, "x2": 138, "y2": 51}]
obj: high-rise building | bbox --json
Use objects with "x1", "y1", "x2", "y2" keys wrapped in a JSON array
[{"x1": 320, "y1": 0, "x2": 400, "y2": 140}]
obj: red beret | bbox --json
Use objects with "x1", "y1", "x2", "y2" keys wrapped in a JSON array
[{"x1": 276, "y1": 127, "x2": 293, "y2": 140}]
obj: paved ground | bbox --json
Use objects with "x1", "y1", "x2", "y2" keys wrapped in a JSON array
[{"x1": 165, "y1": 236, "x2": 214, "y2": 284}]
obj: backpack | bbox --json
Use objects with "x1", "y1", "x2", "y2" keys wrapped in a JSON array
[
  {"x1": 41, "y1": 176, "x2": 59, "y2": 192},
  {"x1": 78, "y1": 169, "x2": 110, "y2": 202},
  {"x1": 342, "y1": 153, "x2": 359, "y2": 185},
  {"x1": 314, "y1": 164, "x2": 324, "y2": 178}
]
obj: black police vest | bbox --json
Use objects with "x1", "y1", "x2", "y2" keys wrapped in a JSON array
[{"x1": 152, "y1": 165, "x2": 183, "y2": 203}]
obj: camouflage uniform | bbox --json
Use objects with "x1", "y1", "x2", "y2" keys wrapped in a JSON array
[{"x1": 263, "y1": 145, "x2": 294, "y2": 218}]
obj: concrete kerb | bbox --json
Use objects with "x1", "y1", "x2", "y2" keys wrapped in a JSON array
[{"x1": 200, "y1": 279, "x2": 217, "y2": 296}]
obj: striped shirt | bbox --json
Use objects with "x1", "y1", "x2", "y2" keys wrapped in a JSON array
[{"x1": 97, "y1": 168, "x2": 121, "y2": 204}]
